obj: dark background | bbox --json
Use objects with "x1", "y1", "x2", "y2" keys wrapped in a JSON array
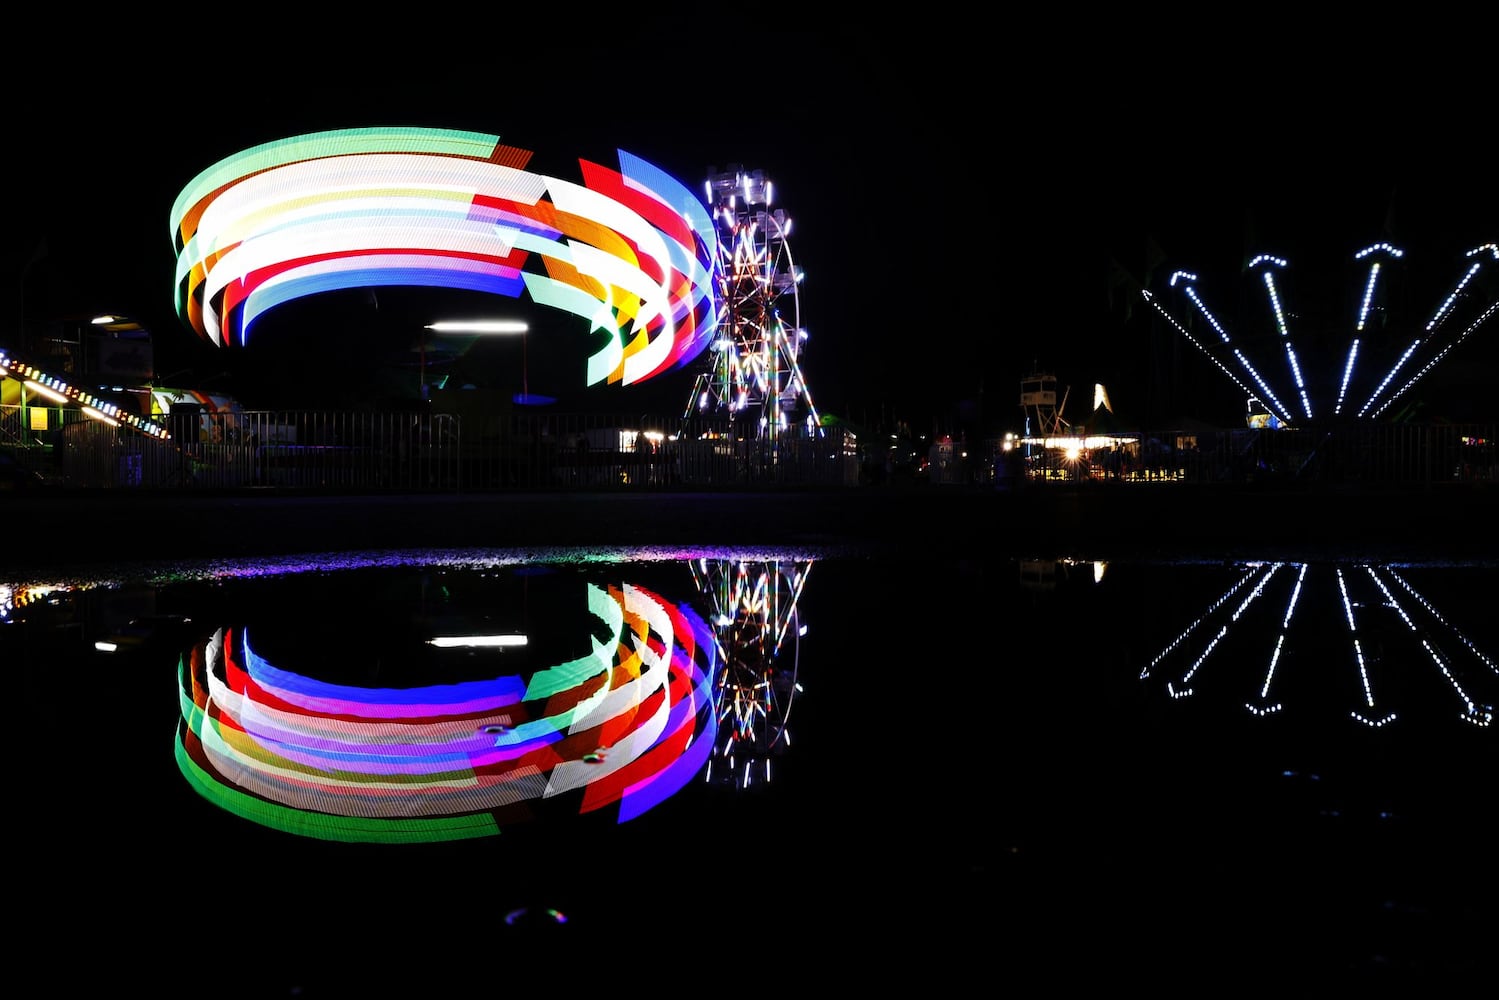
[{"x1": 6, "y1": 12, "x2": 1496, "y2": 435}]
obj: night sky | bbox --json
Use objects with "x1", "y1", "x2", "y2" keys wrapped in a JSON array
[{"x1": 8, "y1": 14, "x2": 1496, "y2": 434}]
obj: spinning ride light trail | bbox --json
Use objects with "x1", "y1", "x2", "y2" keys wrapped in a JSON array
[
  {"x1": 170, "y1": 127, "x2": 720, "y2": 392},
  {"x1": 175, "y1": 578, "x2": 720, "y2": 842},
  {"x1": 684, "y1": 166, "x2": 821, "y2": 440},
  {"x1": 1144, "y1": 242, "x2": 1497, "y2": 426}
]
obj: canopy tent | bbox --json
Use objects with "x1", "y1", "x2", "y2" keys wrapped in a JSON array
[{"x1": 1081, "y1": 404, "x2": 1130, "y2": 437}]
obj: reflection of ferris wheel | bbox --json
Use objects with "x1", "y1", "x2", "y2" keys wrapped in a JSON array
[
  {"x1": 690, "y1": 558, "x2": 811, "y2": 789},
  {"x1": 684, "y1": 165, "x2": 821, "y2": 439}
]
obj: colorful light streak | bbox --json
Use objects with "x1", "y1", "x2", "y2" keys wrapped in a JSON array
[
  {"x1": 170, "y1": 127, "x2": 721, "y2": 390},
  {"x1": 0, "y1": 350, "x2": 170, "y2": 438},
  {"x1": 176, "y1": 579, "x2": 720, "y2": 842}
]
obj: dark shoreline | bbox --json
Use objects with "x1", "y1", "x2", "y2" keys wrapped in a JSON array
[{"x1": 8, "y1": 482, "x2": 1497, "y2": 575}]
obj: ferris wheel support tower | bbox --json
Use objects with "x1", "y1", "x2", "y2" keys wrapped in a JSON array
[{"x1": 684, "y1": 165, "x2": 821, "y2": 440}]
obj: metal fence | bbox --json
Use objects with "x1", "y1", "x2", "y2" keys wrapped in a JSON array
[
  {"x1": 989, "y1": 423, "x2": 1497, "y2": 487},
  {"x1": 3, "y1": 403, "x2": 1493, "y2": 492},
  {"x1": 3, "y1": 405, "x2": 861, "y2": 491}
]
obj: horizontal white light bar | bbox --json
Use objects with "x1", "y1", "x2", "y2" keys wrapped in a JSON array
[
  {"x1": 425, "y1": 634, "x2": 529, "y2": 648},
  {"x1": 424, "y1": 321, "x2": 529, "y2": 334}
]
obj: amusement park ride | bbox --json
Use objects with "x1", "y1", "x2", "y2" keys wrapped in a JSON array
[
  {"x1": 1020, "y1": 371, "x2": 1070, "y2": 438},
  {"x1": 1006, "y1": 243, "x2": 1496, "y2": 480},
  {"x1": 682, "y1": 166, "x2": 822, "y2": 440},
  {"x1": 1020, "y1": 243, "x2": 1497, "y2": 444},
  {"x1": 1144, "y1": 243, "x2": 1497, "y2": 428},
  {"x1": 6, "y1": 160, "x2": 827, "y2": 450}
]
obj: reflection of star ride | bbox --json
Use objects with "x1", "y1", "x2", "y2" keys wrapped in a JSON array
[
  {"x1": 1141, "y1": 562, "x2": 1495, "y2": 728},
  {"x1": 689, "y1": 558, "x2": 810, "y2": 789},
  {"x1": 176, "y1": 578, "x2": 718, "y2": 842}
]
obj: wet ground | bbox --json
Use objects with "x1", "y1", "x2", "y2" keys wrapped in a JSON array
[
  {"x1": 7, "y1": 487, "x2": 1495, "y2": 996},
  {"x1": 7, "y1": 482, "x2": 1498, "y2": 569}
]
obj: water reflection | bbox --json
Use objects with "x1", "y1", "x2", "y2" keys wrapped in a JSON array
[
  {"x1": 1132, "y1": 560, "x2": 1495, "y2": 729},
  {"x1": 177, "y1": 579, "x2": 722, "y2": 843},
  {"x1": 690, "y1": 557, "x2": 808, "y2": 788},
  {"x1": 143, "y1": 556, "x2": 809, "y2": 845},
  {"x1": 0, "y1": 557, "x2": 806, "y2": 847},
  {"x1": 1004, "y1": 555, "x2": 1496, "y2": 732},
  {"x1": 6, "y1": 550, "x2": 1495, "y2": 989}
]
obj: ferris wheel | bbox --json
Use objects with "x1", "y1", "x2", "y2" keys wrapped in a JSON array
[
  {"x1": 690, "y1": 557, "x2": 810, "y2": 790},
  {"x1": 684, "y1": 165, "x2": 821, "y2": 438}
]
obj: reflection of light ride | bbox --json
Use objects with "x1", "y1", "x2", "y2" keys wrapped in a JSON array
[
  {"x1": 684, "y1": 167, "x2": 821, "y2": 444},
  {"x1": 1140, "y1": 562, "x2": 1494, "y2": 728},
  {"x1": 1019, "y1": 557, "x2": 1109, "y2": 591},
  {"x1": 689, "y1": 557, "x2": 810, "y2": 788},
  {"x1": 175, "y1": 580, "x2": 719, "y2": 843}
]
